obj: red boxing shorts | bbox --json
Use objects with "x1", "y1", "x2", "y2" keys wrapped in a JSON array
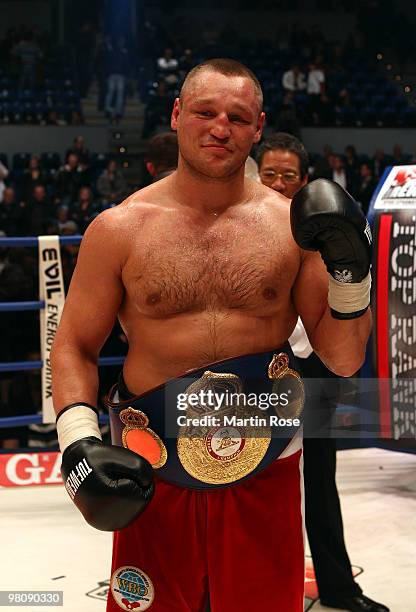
[{"x1": 107, "y1": 448, "x2": 304, "y2": 612}]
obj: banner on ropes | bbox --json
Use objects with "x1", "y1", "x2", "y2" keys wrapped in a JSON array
[{"x1": 38, "y1": 236, "x2": 65, "y2": 424}]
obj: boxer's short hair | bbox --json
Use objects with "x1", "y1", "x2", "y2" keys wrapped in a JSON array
[
  {"x1": 256, "y1": 133, "x2": 309, "y2": 179},
  {"x1": 180, "y1": 58, "x2": 263, "y2": 112}
]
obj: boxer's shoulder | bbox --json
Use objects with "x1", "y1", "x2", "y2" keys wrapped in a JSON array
[
  {"x1": 250, "y1": 182, "x2": 292, "y2": 224},
  {"x1": 84, "y1": 186, "x2": 169, "y2": 237},
  {"x1": 253, "y1": 181, "x2": 291, "y2": 209},
  {"x1": 117, "y1": 177, "x2": 179, "y2": 220}
]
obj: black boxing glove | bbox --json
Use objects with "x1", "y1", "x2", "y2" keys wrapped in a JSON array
[
  {"x1": 57, "y1": 404, "x2": 154, "y2": 531},
  {"x1": 291, "y1": 178, "x2": 372, "y2": 319}
]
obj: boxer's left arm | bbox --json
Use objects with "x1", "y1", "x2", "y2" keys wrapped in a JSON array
[
  {"x1": 292, "y1": 249, "x2": 371, "y2": 376},
  {"x1": 290, "y1": 179, "x2": 372, "y2": 376}
]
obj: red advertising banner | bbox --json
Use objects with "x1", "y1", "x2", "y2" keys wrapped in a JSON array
[
  {"x1": 0, "y1": 452, "x2": 62, "y2": 487},
  {"x1": 370, "y1": 165, "x2": 416, "y2": 440}
]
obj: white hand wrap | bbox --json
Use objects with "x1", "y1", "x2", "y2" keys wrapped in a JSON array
[
  {"x1": 328, "y1": 271, "x2": 371, "y2": 314},
  {"x1": 56, "y1": 404, "x2": 102, "y2": 453}
]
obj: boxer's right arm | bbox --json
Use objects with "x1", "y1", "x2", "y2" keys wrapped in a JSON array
[{"x1": 51, "y1": 211, "x2": 154, "y2": 531}]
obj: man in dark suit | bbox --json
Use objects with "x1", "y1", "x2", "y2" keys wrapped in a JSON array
[{"x1": 257, "y1": 132, "x2": 389, "y2": 612}]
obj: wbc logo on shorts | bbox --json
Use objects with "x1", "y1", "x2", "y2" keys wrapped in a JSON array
[{"x1": 110, "y1": 566, "x2": 154, "y2": 610}]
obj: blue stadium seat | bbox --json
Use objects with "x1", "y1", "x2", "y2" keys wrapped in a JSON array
[
  {"x1": 41, "y1": 152, "x2": 61, "y2": 170},
  {"x1": 11, "y1": 101, "x2": 23, "y2": 123},
  {"x1": 400, "y1": 106, "x2": 416, "y2": 127},
  {"x1": 383, "y1": 82, "x2": 398, "y2": 97},
  {"x1": 22, "y1": 102, "x2": 36, "y2": 123},
  {"x1": 362, "y1": 82, "x2": 375, "y2": 96},
  {"x1": 91, "y1": 152, "x2": 110, "y2": 172},
  {"x1": 371, "y1": 94, "x2": 386, "y2": 108},
  {"x1": 393, "y1": 96, "x2": 408, "y2": 111},
  {"x1": 12, "y1": 152, "x2": 31, "y2": 170},
  {"x1": 34, "y1": 101, "x2": 47, "y2": 123},
  {"x1": 0, "y1": 88, "x2": 12, "y2": 101},
  {"x1": 64, "y1": 90, "x2": 79, "y2": 103},
  {"x1": 18, "y1": 89, "x2": 34, "y2": 102},
  {"x1": 352, "y1": 93, "x2": 366, "y2": 107},
  {"x1": 0, "y1": 153, "x2": 9, "y2": 168},
  {"x1": 0, "y1": 77, "x2": 11, "y2": 89},
  {"x1": 335, "y1": 106, "x2": 355, "y2": 126},
  {"x1": 357, "y1": 106, "x2": 377, "y2": 126},
  {"x1": 379, "y1": 106, "x2": 395, "y2": 126},
  {"x1": 0, "y1": 101, "x2": 12, "y2": 123}
]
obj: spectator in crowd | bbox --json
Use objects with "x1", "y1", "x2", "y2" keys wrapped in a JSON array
[
  {"x1": 157, "y1": 47, "x2": 179, "y2": 85},
  {"x1": 391, "y1": 144, "x2": 407, "y2": 165},
  {"x1": 46, "y1": 110, "x2": 61, "y2": 126},
  {"x1": 372, "y1": 148, "x2": 390, "y2": 180},
  {"x1": 312, "y1": 144, "x2": 333, "y2": 179},
  {"x1": 55, "y1": 205, "x2": 71, "y2": 234},
  {"x1": 327, "y1": 154, "x2": 355, "y2": 192},
  {"x1": 282, "y1": 62, "x2": 306, "y2": 93},
  {"x1": 275, "y1": 92, "x2": 302, "y2": 139},
  {"x1": 178, "y1": 48, "x2": 196, "y2": 78},
  {"x1": 21, "y1": 184, "x2": 55, "y2": 236},
  {"x1": 307, "y1": 57, "x2": 326, "y2": 124},
  {"x1": 105, "y1": 36, "x2": 130, "y2": 123},
  {"x1": 145, "y1": 132, "x2": 178, "y2": 182},
  {"x1": 55, "y1": 153, "x2": 88, "y2": 206},
  {"x1": 334, "y1": 88, "x2": 354, "y2": 125},
  {"x1": 96, "y1": 159, "x2": 127, "y2": 206},
  {"x1": 22, "y1": 155, "x2": 48, "y2": 201},
  {"x1": 60, "y1": 219, "x2": 79, "y2": 236},
  {"x1": 12, "y1": 30, "x2": 42, "y2": 92},
  {"x1": 0, "y1": 160, "x2": 9, "y2": 201},
  {"x1": 356, "y1": 162, "x2": 377, "y2": 215},
  {"x1": 0, "y1": 187, "x2": 23, "y2": 236},
  {"x1": 66, "y1": 136, "x2": 90, "y2": 167},
  {"x1": 69, "y1": 109, "x2": 84, "y2": 126},
  {"x1": 4, "y1": 350, "x2": 42, "y2": 449},
  {"x1": 344, "y1": 144, "x2": 359, "y2": 176},
  {"x1": 0, "y1": 242, "x2": 37, "y2": 409},
  {"x1": 142, "y1": 81, "x2": 173, "y2": 137},
  {"x1": 71, "y1": 186, "x2": 101, "y2": 233}
]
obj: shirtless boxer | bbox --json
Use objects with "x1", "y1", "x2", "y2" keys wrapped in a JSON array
[{"x1": 51, "y1": 59, "x2": 372, "y2": 612}]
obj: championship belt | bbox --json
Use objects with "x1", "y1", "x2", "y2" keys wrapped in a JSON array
[
  {"x1": 177, "y1": 371, "x2": 271, "y2": 485},
  {"x1": 105, "y1": 346, "x2": 304, "y2": 490}
]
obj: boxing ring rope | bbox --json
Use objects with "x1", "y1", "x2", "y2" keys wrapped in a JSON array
[{"x1": 0, "y1": 234, "x2": 120, "y2": 434}]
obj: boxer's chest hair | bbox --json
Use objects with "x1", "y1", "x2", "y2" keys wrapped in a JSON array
[{"x1": 125, "y1": 213, "x2": 296, "y2": 317}]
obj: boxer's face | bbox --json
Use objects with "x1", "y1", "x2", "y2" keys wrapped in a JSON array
[
  {"x1": 259, "y1": 149, "x2": 307, "y2": 199},
  {"x1": 172, "y1": 71, "x2": 264, "y2": 179}
]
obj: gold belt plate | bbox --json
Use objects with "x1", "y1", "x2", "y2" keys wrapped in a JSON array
[{"x1": 177, "y1": 371, "x2": 271, "y2": 485}]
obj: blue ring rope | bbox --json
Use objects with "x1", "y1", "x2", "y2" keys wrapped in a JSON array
[
  {"x1": 0, "y1": 414, "x2": 109, "y2": 428},
  {"x1": 0, "y1": 235, "x2": 82, "y2": 247},
  {"x1": 0, "y1": 301, "x2": 44, "y2": 312},
  {"x1": 0, "y1": 233, "x2": 122, "y2": 429},
  {"x1": 0, "y1": 356, "x2": 124, "y2": 372}
]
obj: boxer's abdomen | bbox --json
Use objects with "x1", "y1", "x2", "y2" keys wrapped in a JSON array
[{"x1": 121, "y1": 305, "x2": 297, "y2": 395}]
